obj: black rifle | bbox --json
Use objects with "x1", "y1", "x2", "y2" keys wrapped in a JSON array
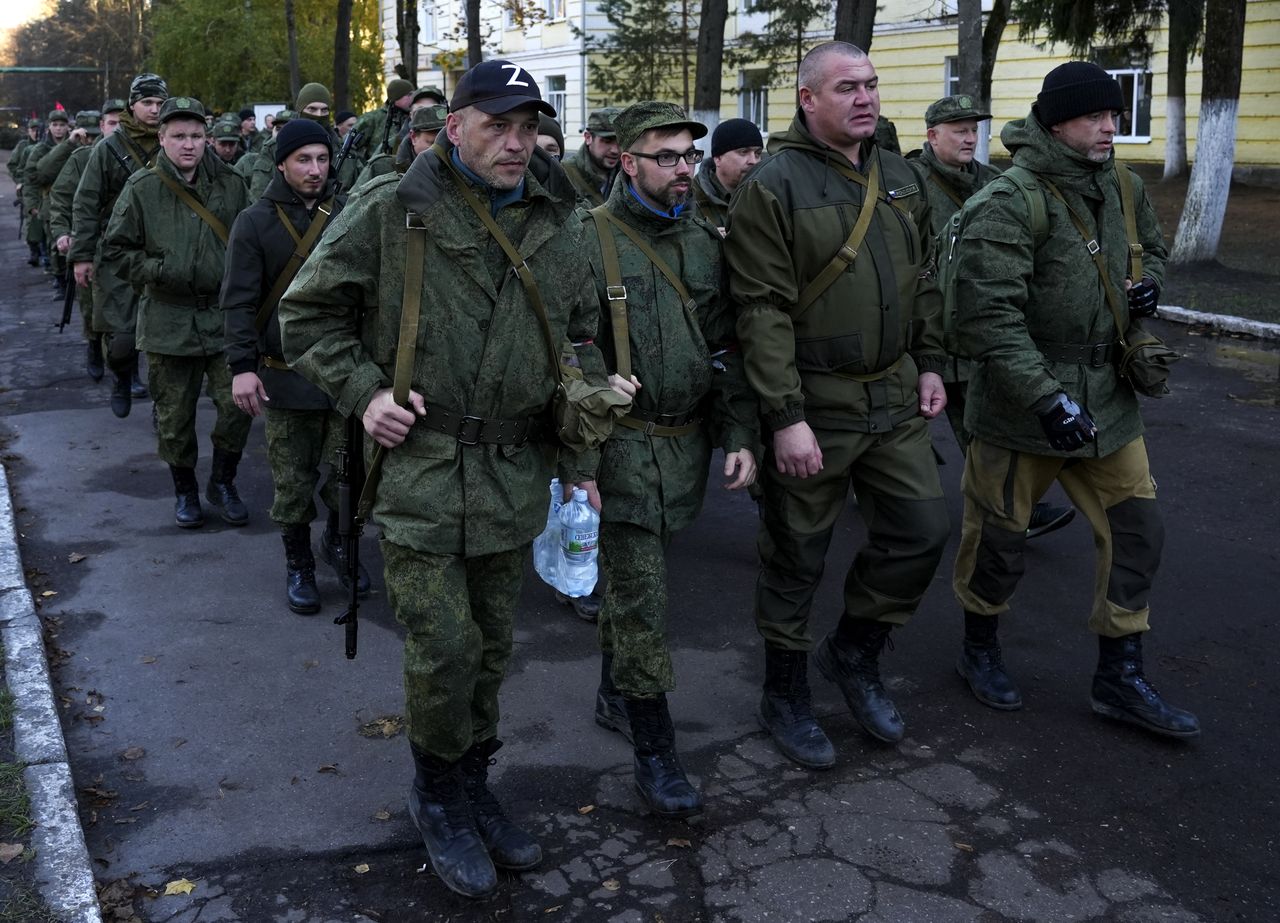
[
  {"x1": 16, "y1": 198, "x2": 24, "y2": 240},
  {"x1": 57, "y1": 262, "x2": 76, "y2": 331},
  {"x1": 331, "y1": 129, "x2": 363, "y2": 196},
  {"x1": 333, "y1": 414, "x2": 365, "y2": 659}
]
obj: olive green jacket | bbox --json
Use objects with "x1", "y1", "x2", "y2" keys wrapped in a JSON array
[
  {"x1": 48, "y1": 143, "x2": 95, "y2": 242},
  {"x1": 726, "y1": 111, "x2": 945, "y2": 435},
  {"x1": 35, "y1": 139, "x2": 79, "y2": 229},
  {"x1": 68, "y1": 117, "x2": 160, "y2": 265},
  {"x1": 579, "y1": 179, "x2": 758, "y2": 536},
  {"x1": 692, "y1": 160, "x2": 730, "y2": 229},
  {"x1": 954, "y1": 112, "x2": 1167, "y2": 458},
  {"x1": 21, "y1": 140, "x2": 54, "y2": 219},
  {"x1": 562, "y1": 144, "x2": 616, "y2": 207},
  {"x1": 103, "y1": 150, "x2": 249, "y2": 356},
  {"x1": 8, "y1": 139, "x2": 31, "y2": 183},
  {"x1": 279, "y1": 144, "x2": 607, "y2": 557}
]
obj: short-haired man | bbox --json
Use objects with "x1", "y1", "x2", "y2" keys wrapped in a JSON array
[
  {"x1": 563, "y1": 107, "x2": 621, "y2": 205},
  {"x1": 349, "y1": 103, "x2": 445, "y2": 192},
  {"x1": 279, "y1": 60, "x2": 608, "y2": 898},
  {"x1": 37, "y1": 110, "x2": 98, "y2": 302},
  {"x1": 353, "y1": 77, "x2": 415, "y2": 159},
  {"x1": 103, "y1": 96, "x2": 251, "y2": 529},
  {"x1": 222, "y1": 119, "x2": 369, "y2": 613},
  {"x1": 334, "y1": 110, "x2": 358, "y2": 140},
  {"x1": 580, "y1": 101, "x2": 758, "y2": 817},
  {"x1": 212, "y1": 118, "x2": 244, "y2": 165},
  {"x1": 693, "y1": 117, "x2": 764, "y2": 231},
  {"x1": 71, "y1": 73, "x2": 170, "y2": 418},
  {"x1": 949, "y1": 62, "x2": 1198, "y2": 738},
  {"x1": 238, "y1": 108, "x2": 260, "y2": 152},
  {"x1": 726, "y1": 42, "x2": 951, "y2": 768}
]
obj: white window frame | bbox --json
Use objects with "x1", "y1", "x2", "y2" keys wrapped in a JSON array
[
  {"x1": 943, "y1": 56, "x2": 960, "y2": 97},
  {"x1": 1105, "y1": 67, "x2": 1153, "y2": 143},
  {"x1": 546, "y1": 75, "x2": 567, "y2": 124},
  {"x1": 546, "y1": 0, "x2": 566, "y2": 21},
  {"x1": 739, "y1": 71, "x2": 768, "y2": 132},
  {"x1": 418, "y1": 0, "x2": 438, "y2": 42}
]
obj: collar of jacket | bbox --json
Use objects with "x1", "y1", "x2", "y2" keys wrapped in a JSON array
[
  {"x1": 155, "y1": 149, "x2": 210, "y2": 194},
  {"x1": 450, "y1": 146, "x2": 525, "y2": 215},
  {"x1": 694, "y1": 159, "x2": 729, "y2": 206},
  {"x1": 397, "y1": 136, "x2": 577, "y2": 217},
  {"x1": 1003, "y1": 110, "x2": 1114, "y2": 200},
  {"x1": 263, "y1": 170, "x2": 339, "y2": 211},
  {"x1": 619, "y1": 177, "x2": 689, "y2": 225},
  {"x1": 920, "y1": 142, "x2": 979, "y2": 193},
  {"x1": 119, "y1": 111, "x2": 159, "y2": 150},
  {"x1": 767, "y1": 109, "x2": 872, "y2": 176}
]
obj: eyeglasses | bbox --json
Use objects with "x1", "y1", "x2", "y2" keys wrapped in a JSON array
[{"x1": 629, "y1": 149, "x2": 704, "y2": 168}]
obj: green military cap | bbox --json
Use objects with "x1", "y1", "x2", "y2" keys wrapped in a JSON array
[
  {"x1": 74, "y1": 110, "x2": 103, "y2": 135},
  {"x1": 412, "y1": 86, "x2": 446, "y2": 105},
  {"x1": 158, "y1": 96, "x2": 207, "y2": 124},
  {"x1": 211, "y1": 118, "x2": 241, "y2": 141},
  {"x1": 101, "y1": 98, "x2": 127, "y2": 114},
  {"x1": 47, "y1": 108, "x2": 69, "y2": 123},
  {"x1": 584, "y1": 107, "x2": 621, "y2": 137},
  {"x1": 28, "y1": 118, "x2": 43, "y2": 129},
  {"x1": 925, "y1": 94, "x2": 992, "y2": 127},
  {"x1": 411, "y1": 104, "x2": 448, "y2": 132},
  {"x1": 613, "y1": 101, "x2": 706, "y2": 151},
  {"x1": 274, "y1": 109, "x2": 295, "y2": 125}
]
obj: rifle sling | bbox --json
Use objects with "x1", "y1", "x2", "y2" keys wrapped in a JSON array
[
  {"x1": 150, "y1": 166, "x2": 229, "y2": 244},
  {"x1": 794, "y1": 155, "x2": 880, "y2": 320},
  {"x1": 1115, "y1": 164, "x2": 1144, "y2": 282},
  {"x1": 254, "y1": 198, "x2": 333, "y2": 333},
  {"x1": 927, "y1": 170, "x2": 966, "y2": 208},
  {"x1": 563, "y1": 161, "x2": 604, "y2": 206}
]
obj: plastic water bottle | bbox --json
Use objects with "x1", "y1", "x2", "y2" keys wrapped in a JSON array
[
  {"x1": 534, "y1": 478, "x2": 562, "y2": 586},
  {"x1": 558, "y1": 488, "x2": 599, "y2": 597}
]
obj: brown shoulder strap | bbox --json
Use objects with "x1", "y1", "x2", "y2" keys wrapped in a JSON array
[
  {"x1": 594, "y1": 206, "x2": 695, "y2": 307},
  {"x1": 1115, "y1": 164, "x2": 1144, "y2": 282},
  {"x1": 113, "y1": 132, "x2": 154, "y2": 171},
  {"x1": 794, "y1": 155, "x2": 881, "y2": 320},
  {"x1": 150, "y1": 165, "x2": 229, "y2": 243},
  {"x1": 589, "y1": 207, "x2": 632, "y2": 381},
  {"x1": 927, "y1": 169, "x2": 965, "y2": 208},
  {"x1": 564, "y1": 161, "x2": 604, "y2": 206},
  {"x1": 254, "y1": 198, "x2": 334, "y2": 333}
]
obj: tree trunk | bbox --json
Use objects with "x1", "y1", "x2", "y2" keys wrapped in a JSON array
[
  {"x1": 1170, "y1": 0, "x2": 1246, "y2": 266},
  {"x1": 957, "y1": 0, "x2": 982, "y2": 98},
  {"x1": 285, "y1": 0, "x2": 301, "y2": 102},
  {"x1": 834, "y1": 0, "x2": 876, "y2": 50},
  {"x1": 693, "y1": 0, "x2": 728, "y2": 145},
  {"x1": 334, "y1": 0, "x2": 353, "y2": 112},
  {"x1": 466, "y1": 0, "x2": 483, "y2": 69},
  {"x1": 396, "y1": 0, "x2": 421, "y2": 82},
  {"x1": 1163, "y1": 0, "x2": 1199, "y2": 179},
  {"x1": 976, "y1": 0, "x2": 1011, "y2": 164}
]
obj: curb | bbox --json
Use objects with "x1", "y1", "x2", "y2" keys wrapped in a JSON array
[
  {"x1": 0, "y1": 465, "x2": 102, "y2": 923},
  {"x1": 1159, "y1": 304, "x2": 1280, "y2": 341}
]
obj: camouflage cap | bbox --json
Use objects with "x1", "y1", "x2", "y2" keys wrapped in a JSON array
[
  {"x1": 211, "y1": 119, "x2": 241, "y2": 141},
  {"x1": 27, "y1": 118, "x2": 43, "y2": 129},
  {"x1": 274, "y1": 109, "x2": 296, "y2": 125},
  {"x1": 584, "y1": 106, "x2": 621, "y2": 137},
  {"x1": 614, "y1": 101, "x2": 706, "y2": 151},
  {"x1": 74, "y1": 110, "x2": 103, "y2": 135},
  {"x1": 158, "y1": 96, "x2": 207, "y2": 125},
  {"x1": 925, "y1": 94, "x2": 991, "y2": 127},
  {"x1": 101, "y1": 98, "x2": 127, "y2": 115},
  {"x1": 412, "y1": 85, "x2": 447, "y2": 105},
  {"x1": 47, "y1": 108, "x2": 69, "y2": 123},
  {"x1": 129, "y1": 72, "x2": 169, "y2": 105},
  {"x1": 410, "y1": 104, "x2": 448, "y2": 133}
]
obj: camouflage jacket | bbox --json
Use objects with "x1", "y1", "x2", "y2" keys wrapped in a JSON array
[
  {"x1": 579, "y1": 179, "x2": 757, "y2": 536},
  {"x1": 562, "y1": 144, "x2": 616, "y2": 207},
  {"x1": 68, "y1": 117, "x2": 160, "y2": 265},
  {"x1": 103, "y1": 150, "x2": 249, "y2": 357},
  {"x1": 726, "y1": 111, "x2": 945, "y2": 435},
  {"x1": 48, "y1": 143, "x2": 95, "y2": 242},
  {"x1": 352, "y1": 105, "x2": 409, "y2": 161},
  {"x1": 954, "y1": 112, "x2": 1167, "y2": 458},
  {"x1": 222, "y1": 173, "x2": 345, "y2": 410},
  {"x1": 350, "y1": 136, "x2": 414, "y2": 194},
  {"x1": 279, "y1": 143, "x2": 607, "y2": 557},
  {"x1": 691, "y1": 160, "x2": 730, "y2": 229}
]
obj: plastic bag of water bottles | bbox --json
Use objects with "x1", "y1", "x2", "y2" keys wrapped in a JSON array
[{"x1": 533, "y1": 478, "x2": 599, "y2": 596}]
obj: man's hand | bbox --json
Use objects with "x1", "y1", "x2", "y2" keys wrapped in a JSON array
[
  {"x1": 1126, "y1": 277, "x2": 1159, "y2": 318},
  {"x1": 363, "y1": 387, "x2": 426, "y2": 448},
  {"x1": 232, "y1": 371, "x2": 269, "y2": 417},
  {"x1": 73, "y1": 261, "x2": 94, "y2": 286},
  {"x1": 773, "y1": 420, "x2": 823, "y2": 479},
  {"x1": 69, "y1": 127, "x2": 89, "y2": 146},
  {"x1": 1035, "y1": 392, "x2": 1098, "y2": 451},
  {"x1": 723, "y1": 448, "x2": 757, "y2": 490},
  {"x1": 918, "y1": 371, "x2": 946, "y2": 419},
  {"x1": 564, "y1": 479, "x2": 603, "y2": 512},
  {"x1": 608, "y1": 373, "x2": 640, "y2": 400},
  {"x1": 55, "y1": 234, "x2": 72, "y2": 254}
]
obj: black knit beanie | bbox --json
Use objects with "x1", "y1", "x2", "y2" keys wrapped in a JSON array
[
  {"x1": 1034, "y1": 62, "x2": 1126, "y2": 128},
  {"x1": 274, "y1": 119, "x2": 332, "y2": 164},
  {"x1": 711, "y1": 118, "x2": 764, "y2": 157}
]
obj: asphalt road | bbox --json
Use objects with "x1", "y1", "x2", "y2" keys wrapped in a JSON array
[{"x1": 1, "y1": 162, "x2": 1278, "y2": 922}]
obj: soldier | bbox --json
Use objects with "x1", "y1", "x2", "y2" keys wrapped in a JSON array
[
  {"x1": 35, "y1": 110, "x2": 91, "y2": 301},
  {"x1": 279, "y1": 59, "x2": 607, "y2": 899},
  {"x1": 692, "y1": 117, "x2": 763, "y2": 232},
  {"x1": 211, "y1": 118, "x2": 244, "y2": 165},
  {"x1": 9, "y1": 118, "x2": 39, "y2": 187},
  {"x1": 221, "y1": 119, "x2": 370, "y2": 612},
  {"x1": 71, "y1": 73, "x2": 169, "y2": 418},
  {"x1": 349, "y1": 103, "x2": 444, "y2": 193},
  {"x1": 235, "y1": 110, "x2": 291, "y2": 187},
  {"x1": 353, "y1": 77, "x2": 414, "y2": 159},
  {"x1": 580, "y1": 101, "x2": 758, "y2": 817},
  {"x1": 907, "y1": 95, "x2": 1076, "y2": 541},
  {"x1": 949, "y1": 62, "x2": 1199, "y2": 738},
  {"x1": 22, "y1": 109, "x2": 68, "y2": 273},
  {"x1": 51, "y1": 103, "x2": 123, "y2": 376},
  {"x1": 103, "y1": 96, "x2": 251, "y2": 529},
  {"x1": 248, "y1": 84, "x2": 362, "y2": 201},
  {"x1": 562, "y1": 107, "x2": 621, "y2": 206},
  {"x1": 536, "y1": 113, "x2": 564, "y2": 159},
  {"x1": 725, "y1": 42, "x2": 951, "y2": 768},
  {"x1": 238, "y1": 108, "x2": 261, "y2": 153},
  {"x1": 334, "y1": 110, "x2": 358, "y2": 140}
]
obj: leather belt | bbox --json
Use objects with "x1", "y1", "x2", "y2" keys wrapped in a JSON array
[
  {"x1": 261, "y1": 356, "x2": 290, "y2": 371},
  {"x1": 1037, "y1": 340, "x2": 1115, "y2": 367},
  {"x1": 422, "y1": 404, "x2": 551, "y2": 446},
  {"x1": 617, "y1": 405, "x2": 701, "y2": 438},
  {"x1": 145, "y1": 286, "x2": 217, "y2": 309}
]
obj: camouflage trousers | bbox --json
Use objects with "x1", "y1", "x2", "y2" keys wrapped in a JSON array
[
  {"x1": 598, "y1": 520, "x2": 673, "y2": 697},
  {"x1": 264, "y1": 407, "x2": 342, "y2": 526},
  {"x1": 381, "y1": 540, "x2": 527, "y2": 763},
  {"x1": 146, "y1": 352, "x2": 251, "y2": 469}
]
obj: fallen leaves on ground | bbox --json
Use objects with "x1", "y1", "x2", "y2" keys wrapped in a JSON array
[
  {"x1": 372, "y1": 809, "x2": 392, "y2": 821},
  {"x1": 121, "y1": 747, "x2": 145, "y2": 761},
  {"x1": 601, "y1": 878, "x2": 620, "y2": 891},
  {"x1": 577, "y1": 804, "x2": 595, "y2": 815},
  {"x1": 666, "y1": 837, "x2": 691, "y2": 848},
  {"x1": 318, "y1": 764, "x2": 341, "y2": 775},
  {"x1": 163, "y1": 878, "x2": 196, "y2": 896},
  {"x1": 68, "y1": 552, "x2": 87, "y2": 564},
  {"x1": 140, "y1": 655, "x2": 157, "y2": 664},
  {"x1": 0, "y1": 842, "x2": 25, "y2": 864},
  {"x1": 354, "y1": 863, "x2": 371, "y2": 874},
  {"x1": 357, "y1": 715, "x2": 404, "y2": 739}
]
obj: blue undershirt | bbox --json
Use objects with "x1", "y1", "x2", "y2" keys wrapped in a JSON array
[
  {"x1": 450, "y1": 148, "x2": 526, "y2": 216},
  {"x1": 626, "y1": 180, "x2": 685, "y2": 220}
]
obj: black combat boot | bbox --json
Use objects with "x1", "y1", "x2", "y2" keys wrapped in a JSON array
[
  {"x1": 54, "y1": 274, "x2": 67, "y2": 300},
  {"x1": 281, "y1": 525, "x2": 321, "y2": 615},
  {"x1": 957, "y1": 612, "x2": 1023, "y2": 710},
  {"x1": 1091, "y1": 633, "x2": 1200, "y2": 739},
  {"x1": 109, "y1": 368, "x2": 131, "y2": 418},
  {"x1": 459, "y1": 738, "x2": 542, "y2": 871},
  {"x1": 555, "y1": 589, "x2": 601, "y2": 622},
  {"x1": 205, "y1": 448, "x2": 249, "y2": 526},
  {"x1": 170, "y1": 466, "x2": 204, "y2": 529},
  {"x1": 815, "y1": 620, "x2": 905, "y2": 743},
  {"x1": 594, "y1": 653, "x2": 632, "y2": 743},
  {"x1": 759, "y1": 646, "x2": 835, "y2": 769},
  {"x1": 408, "y1": 745, "x2": 497, "y2": 899},
  {"x1": 86, "y1": 336, "x2": 104, "y2": 382},
  {"x1": 27, "y1": 243, "x2": 40, "y2": 267},
  {"x1": 626, "y1": 695, "x2": 702, "y2": 818},
  {"x1": 1026, "y1": 501, "x2": 1075, "y2": 540},
  {"x1": 129, "y1": 352, "x2": 148, "y2": 398},
  {"x1": 320, "y1": 510, "x2": 371, "y2": 596}
]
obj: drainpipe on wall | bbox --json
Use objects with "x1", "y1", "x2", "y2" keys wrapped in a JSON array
[{"x1": 579, "y1": 0, "x2": 587, "y2": 136}]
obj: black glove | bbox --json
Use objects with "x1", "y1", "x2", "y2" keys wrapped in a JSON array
[
  {"x1": 1127, "y1": 277, "x2": 1159, "y2": 318},
  {"x1": 1035, "y1": 392, "x2": 1098, "y2": 452}
]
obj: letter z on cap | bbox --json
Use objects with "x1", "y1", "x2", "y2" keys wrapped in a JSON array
[{"x1": 449, "y1": 60, "x2": 556, "y2": 117}]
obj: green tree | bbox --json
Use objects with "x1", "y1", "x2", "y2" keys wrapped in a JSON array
[
  {"x1": 731, "y1": 0, "x2": 831, "y2": 105},
  {"x1": 576, "y1": 0, "x2": 691, "y2": 106}
]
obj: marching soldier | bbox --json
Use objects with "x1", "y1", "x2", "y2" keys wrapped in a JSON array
[
  {"x1": 726, "y1": 42, "x2": 951, "y2": 768},
  {"x1": 692, "y1": 117, "x2": 764, "y2": 232},
  {"x1": 349, "y1": 103, "x2": 445, "y2": 193},
  {"x1": 352, "y1": 77, "x2": 414, "y2": 160},
  {"x1": 211, "y1": 118, "x2": 244, "y2": 165},
  {"x1": 103, "y1": 96, "x2": 251, "y2": 529},
  {"x1": 562, "y1": 107, "x2": 621, "y2": 206},
  {"x1": 248, "y1": 84, "x2": 362, "y2": 200},
  {"x1": 580, "y1": 101, "x2": 758, "y2": 817},
  {"x1": 11, "y1": 119, "x2": 42, "y2": 264},
  {"x1": 22, "y1": 109, "x2": 68, "y2": 274},
  {"x1": 71, "y1": 73, "x2": 169, "y2": 418}
]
